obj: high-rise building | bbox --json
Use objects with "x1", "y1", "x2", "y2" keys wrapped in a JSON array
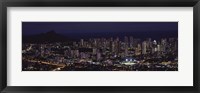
[
  {"x1": 130, "y1": 36, "x2": 133, "y2": 48},
  {"x1": 152, "y1": 40, "x2": 157, "y2": 53},
  {"x1": 153, "y1": 40, "x2": 157, "y2": 45},
  {"x1": 125, "y1": 48, "x2": 128, "y2": 57},
  {"x1": 94, "y1": 39, "x2": 97, "y2": 47},
  {"x1": 135, "y1": 44, "x2": 141, "y2": 55},
  {"x1": 161, "y1": 38, "x2": 167, "y2": 52},
  {"x1": 142, "y1": 41, "x2": 147, "y2": 54},
  {"x1": 112, "y1": 42, "x2": 115, "y2": 52},
  {"x1": 81, "y1": 39, "x2": 84, "y2": 47},
  {"x1": 157, "y1": 44, "x2": 161, "y2": 52},
  {"x1": 40, "y1": 45, "x2": 45, "y2": 57}
]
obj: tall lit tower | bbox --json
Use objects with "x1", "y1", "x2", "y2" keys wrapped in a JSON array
[
  {"x1": 142, "y1": 41, "x2": 147, "y2": 54},
  {"x1": 161, "y1": 39, "x2": 167, "y2": 52},
  {"x1": 152, "y1": 40, "x2": 157, "y2": 53},
  {"x1": 81, "y1": 39, "x2": 84, "y2": 47}
]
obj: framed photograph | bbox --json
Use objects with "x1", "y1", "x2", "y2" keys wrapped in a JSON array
[{"x1": 0, "y1": 0, "x2": 199, "y2": 93}]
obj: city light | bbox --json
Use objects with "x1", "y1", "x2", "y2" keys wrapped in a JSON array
[
  {"x1": 22, "y1": 22, "x2": 178, "y2": 71},
  {"x1": 22, "y1": 36, "x2": 178, "y2": 71}
]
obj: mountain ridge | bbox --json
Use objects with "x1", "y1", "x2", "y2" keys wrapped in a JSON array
[{"x1": 22, "y1": 30, "x2": 71, "y2": 43}]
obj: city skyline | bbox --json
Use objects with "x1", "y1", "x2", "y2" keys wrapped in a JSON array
[{"x1": 22, "y1": 22, "x2": 178, "y2": 71}]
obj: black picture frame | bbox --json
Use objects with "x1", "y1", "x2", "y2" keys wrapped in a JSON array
[{"x1": 0, "y1": 0, "x2": 199, "y2": 93}]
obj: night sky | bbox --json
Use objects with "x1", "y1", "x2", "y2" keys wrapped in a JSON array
[{"x1": 22, "y1": 22, "x2": 178, "y2": 40}]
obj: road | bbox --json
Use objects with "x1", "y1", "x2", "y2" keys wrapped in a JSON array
[{"x1": 23, "y1": 59, "x2": 66, "y2": 71}]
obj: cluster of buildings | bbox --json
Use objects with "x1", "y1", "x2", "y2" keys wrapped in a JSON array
[{"x1": 22, "y1": 36, "x2": 178, "y2": 71}]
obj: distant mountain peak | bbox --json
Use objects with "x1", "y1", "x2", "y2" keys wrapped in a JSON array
[
  {"x1": 23, "y1": 30, "x2": 72, "y2": 43},
  {"x1": 46, "y1": 30, "x2": 57, "y2": 35}
]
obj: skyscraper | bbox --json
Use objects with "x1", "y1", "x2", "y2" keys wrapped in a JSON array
[
  {"x1": 81, "y1": 39, "x2": 84, "y2": 47},
  {"x1": 142, "y1": 41, "x2": 147, "y2": 54},
  {"x1": 157, "y1": 44, "x2": 161, "y2": 52},
  {"x1": 130, "y1": 36, "x2": 133, "y2": 48},
  {"x1": 161, "y1": 39, "x2": 167, "y2": 52},
  {"x1": 135, "y1": 44, "x2": 141, "y2": 55}
]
